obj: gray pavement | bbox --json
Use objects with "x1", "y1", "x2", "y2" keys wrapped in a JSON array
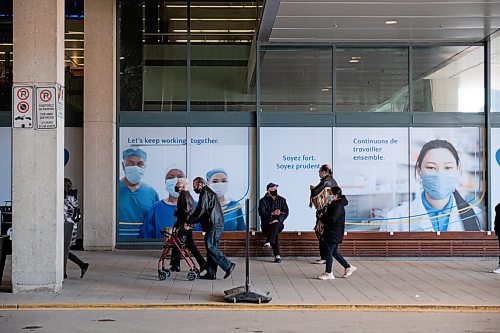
[{"x1": 1, "y1": 250, "x2": 499, "y2": 308}]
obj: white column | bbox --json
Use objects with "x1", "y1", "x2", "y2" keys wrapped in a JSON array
[
  {"x1": 83, "y1": 0, "x2": 116, "y2": 250},
  {"x1": 11, "y1": 0, "x2": 65, "y2": 292}
]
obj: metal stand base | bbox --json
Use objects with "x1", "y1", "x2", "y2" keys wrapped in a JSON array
[{"x1": 224, "y1": 285, "x2": 272, "y2": 304}]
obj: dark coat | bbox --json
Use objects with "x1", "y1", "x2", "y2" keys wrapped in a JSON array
[
  {"x1": 174, "y1": 190, "x2": 195, "y2": 229},
  {"x1": 258, "y1": 194, "x2": 289, "y2": 228},
  {"x1": 188, "y1": 186, "x2": 224, "y2": 231},
  {"x1": 310, "y1": 175, "x2": 338, "y2": 198},
  {"x1": 320, "y1": 195, "x2": 348, "y2": 243},
  {"x1": 495, "y1": 203, "x2": 500, "y2": 234}
]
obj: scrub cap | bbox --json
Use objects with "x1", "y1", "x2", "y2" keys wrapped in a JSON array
[
  {"x1": 206, "y1": 168, "x2": 227, "y2": 181},
  {"x1": 122, "y1": 148, "x2": 147, "y2": 161}
]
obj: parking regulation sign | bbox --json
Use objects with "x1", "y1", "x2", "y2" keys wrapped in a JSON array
[
  {"x1": 36, "y1": 86, "x2": 57, "y2": 129},
  {"x1": 12, "y1": 85, "x2": 34, "y2": 128}
]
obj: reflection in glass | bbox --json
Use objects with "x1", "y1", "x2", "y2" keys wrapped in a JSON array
[
  {"x1": 491, "y1": 32, "x2": 500, "y2": 112},
  {"x1": 260, "y1": 48, "x2": 333, "y2": 112},
  {"x1": 119, "y1": 0, "x2": 260, "y2": 111},
  {"x1": 336, "y1": 48, "x2": 408, "y2": 112},
  {"x1": 413, "y1": 46, "x2": 484, "y2": 113}
]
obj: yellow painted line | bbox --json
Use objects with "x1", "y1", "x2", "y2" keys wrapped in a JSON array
[{"x1": 0, "y1": 303, "x2": 499, "y2": 312}]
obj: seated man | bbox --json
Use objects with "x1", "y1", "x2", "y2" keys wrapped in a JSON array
[{"x1": 258, "y1": 183, "x2": 289, "y2": 263}]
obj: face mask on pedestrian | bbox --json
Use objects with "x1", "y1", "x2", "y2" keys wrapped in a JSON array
[
  {"x1": 124, "y1": 166, "x2": 144, "y2": 185},
  {"x1": 193, "y1": 186, "x2": 201, "y2": 194},
  {"x1": 327, "y1": 194, "x2": 334, "y2": 203},
  {"x1": 210, "y1": 183, "x2": 228, "y2": 197},
  {"x1": 269, "y1": 190, "x2": 278, "y2": 197},
  {"x1": 421, "y1": 173, "x2": 458, "y2": 200},
  {"x1": 165, "y1": 178, "x2": 180, "y2": 197}
]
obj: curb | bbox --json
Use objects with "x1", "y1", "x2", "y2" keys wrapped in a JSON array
[{"x1": 1, "y1": 304, "x2": 499, "y2": 312}]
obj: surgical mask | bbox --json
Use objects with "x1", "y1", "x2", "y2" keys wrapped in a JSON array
[
  {"x1": 421, "y1": 173, "x2": 458, "y2": 200},
  {"x1": 327, "y1": 195, "x2": 334, "y2": 203},
  {"x1": 269, "y1": 190, "x2": 278, "y2": 197},
  {"x1": 210, "y1": 183, "x2": 228, "y2": 197},
  {"x1": 124, "y1": 166, "x2": 144, "y2": 184},
  {"x1": 165, "y1": 178, "x2": 180, "y2": 198}
]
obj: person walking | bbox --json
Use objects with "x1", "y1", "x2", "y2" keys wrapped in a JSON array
[
  {"x1": 188, "y1": 177, "x2": 235, "y2": 280},
  {"x1": 169, "y1": 177, "x2": 206, "y2": 273},
  {"x1": 310, "y1": 164, "x2": 338, "y2": 264},
  {"x1": 317, "y1": 186, "x2": 356, "y2": 280},
  {"x1": 64, "y1": 178, "x2": 89, "y2": 279},
  {"x1": 494, "y1": 203, "x2": 500, "y2": 274},
  {"x1": 258, "y1": 183, "x2": 289, "y2": 263}
]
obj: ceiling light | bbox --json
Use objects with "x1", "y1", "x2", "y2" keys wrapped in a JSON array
[
  {"x1": 65, "y1": 39, "x2": 84, "y2": 42},
  {"x1": 385, "y1": 20, "x2": 398, "y2": 25},
  {"x1": 349, "y1": 59, "x2": 360, "y2": 63}
]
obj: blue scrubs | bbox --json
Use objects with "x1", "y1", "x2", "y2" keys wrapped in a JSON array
[
  {"x1": 421, "y1": 192, "x2": 453, "y2": 231},
  {"x1": 118, "y1": 180, "x2": 159, "y2": 237},
  {"x1": 222, "y1": 200, "x2": 245, "y2": 231},
  {"x1": 140, "y1": 199, "x2": 201, "y2": 239}
]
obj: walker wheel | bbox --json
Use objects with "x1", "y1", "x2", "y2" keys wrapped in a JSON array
[
  {"x1": 158, "y1": 271, "x2": 167, "y2": 281},
  {"x1": 187, "y1": 271, "x2": 196, "y2": 281},
  {"x1": 162, "y1": 268, "x2": 171, "y2": 277}
]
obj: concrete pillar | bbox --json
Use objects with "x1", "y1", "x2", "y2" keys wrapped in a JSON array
[
  {"x1": 11, "y1": 0, "x2": 65, "y2": 292},
  {"x1": 83, "y1": 0, "x2": 116, "y2": 250}
]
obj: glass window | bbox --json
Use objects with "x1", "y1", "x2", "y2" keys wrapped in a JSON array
[
  {"x1": 412, "y1": 46, "x2": 484, "y2": 113},
  {"x1": 119, "y1": 0, "x2": 260, "y2": 112},
  {"x1": 491, "y1": 32, "x2": 500, "y2": 113},
  {"x1": 260, "y1": 47, "x2": 333, "y2": 112},
  {"x1": 188, "y1": 1, "x2": 259, "y2": 111},
  {"x1": 336, "y1": 47, "x2": 408, "y2": 112}
]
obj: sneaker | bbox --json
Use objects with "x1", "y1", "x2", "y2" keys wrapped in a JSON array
[
  {"x1": 274, "y1": 255, "x2": 282, "y2": 263},
  {"x1": 223, "y1": 263, "x2": 236, "y2": 279},
  {"x1": 80, "y1": 263, "x2": 89, "y2": 279},
  {"x1": 169, "y1": 266, "x2": 181, "y2": 272},
  {"x1": 318, "y1": 272, "x2": 335, "y2": 280},
  {"x1": 342, "y1": 265, "x2": 357, "y2": 278},
  {"x1": 313, "y1": 259, "x2": 326, "y2": 264},
  {"x1": 263, "y1": 242, "x2": 271, "y2": 250},
  {"x1": 199, "y1": 273, "x2": 216, "y2": 280},
  {"x1": 493, "y1": 266, "x2": 500, "y2": 274}
]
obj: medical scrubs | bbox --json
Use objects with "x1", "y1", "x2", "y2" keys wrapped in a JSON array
[
  {"x1": 118, "y1": 181, "x2": 159, "y2": 237},
  {"x1": 222, "y1": 200, "x2": 245, "y2": 231}
]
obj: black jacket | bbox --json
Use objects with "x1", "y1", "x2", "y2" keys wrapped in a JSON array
[
  {"x1": 174, "y1": 190, "x2": 195, "y2": 229},
  {"x1": 310, "y1": 175, "x2": 338, "y2": 198},
  {"x1": 495, "y1": 203, "x2": 500, "y2": 234},
  {"x1": 188, "y1": 186, "x2": 224, "y2": 231},
  {"x1": 258, "y1": 194, "x2": 289, "y2": 227},
  {"x1": 320, "y1": 195, "x2": 348, "y2": 243}
]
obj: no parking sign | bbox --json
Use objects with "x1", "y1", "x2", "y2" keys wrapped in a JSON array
[
  {"x1": 35, "y1": 86, "x2": 57, "y2": 129},
  {"x1": 12, "y1": 85, "x2": 34, "y2": 128}
]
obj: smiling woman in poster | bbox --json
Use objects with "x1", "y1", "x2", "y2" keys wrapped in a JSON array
[
  {"x1": 381, "y1": 139, "x2": 481, "y2": 232},
  {"x1": 206, "y1": 168, "x2": 245, "y2": 231}
]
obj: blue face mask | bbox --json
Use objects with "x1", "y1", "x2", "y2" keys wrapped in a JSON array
[
  {"x1": 327, "y1": 195, "x2": 334, "y2": 203},
  {"x1": 165, "y1": 178, "x2": 180, "y2": 198},
  {"x1": 124, "y1": 166, "x2": 144, "y2": 185},
  {"x1": 421, "y1": 173, "x2": 458, "y2": 200}
]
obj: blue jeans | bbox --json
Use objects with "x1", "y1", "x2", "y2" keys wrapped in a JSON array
[
  {"x1": 204, "y1": 226, "x2": 232, "y2": 277},
  {"x1": 323, "y1": 240, "x2": 349, "y2": 273}
]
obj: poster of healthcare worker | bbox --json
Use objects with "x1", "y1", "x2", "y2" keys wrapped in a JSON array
[
  {"x1": 0, "y1": 127, "x2": 11, "y2": 205},
  {"x1": 259, "y1": 127, "x2": 333, "y2": 231},
  {"x1": 381, "y1": 127, "x2": 485, "y2": 232},
  {"x1": 118, "y1": 127, "x2": 251, "y2": 241},
  {"x1": 334, "y1": 128, "x2": 409, "y2": 231},
  {"x1": 491, "y1": 128, "x2": 500, "y2": 227}
]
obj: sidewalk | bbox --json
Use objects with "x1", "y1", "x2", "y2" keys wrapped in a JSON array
[{"x1": 1, "y1": 250, "x2": 499, "y2": 309}]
